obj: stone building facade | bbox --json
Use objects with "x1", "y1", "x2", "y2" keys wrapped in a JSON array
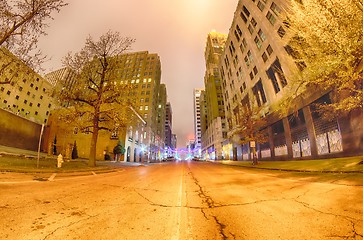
[{"x1": 220, "y1": 0, "x2": 363, "y2": 160}]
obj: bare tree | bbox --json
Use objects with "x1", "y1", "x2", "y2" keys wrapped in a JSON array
[
  {"x1": 284, "y1": 0, "x2": 363, "y2": 117},
  {"x1": 59, "y1": 30, "x2": 136, "y2": 166},
  {"x1": 0, "y1": 0, "x2": 67, "y2": 84}
]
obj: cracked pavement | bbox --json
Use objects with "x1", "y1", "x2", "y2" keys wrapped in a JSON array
[{"x1": 0, "y1": 161, "x2": 362, "y2": 239}]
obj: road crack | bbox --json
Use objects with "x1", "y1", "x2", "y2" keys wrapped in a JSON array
[
  {"x1": 133, "y1": 189, "x2": 172, "y2": 208},
  {"x1": 290, "y1": 197, "x2": 363, "y2": 239},
  {"x1": 187, "y1": 167, "x2": 229, "y2": 239}
]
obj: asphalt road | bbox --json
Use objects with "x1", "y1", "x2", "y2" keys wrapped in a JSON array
[{"x1": 0, "y1": 161, "x2": 362, "y2": 240}]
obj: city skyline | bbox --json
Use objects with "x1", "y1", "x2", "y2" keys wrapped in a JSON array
[{"x1": 38, "y1": 0, "x2": 237, "y2": 148}]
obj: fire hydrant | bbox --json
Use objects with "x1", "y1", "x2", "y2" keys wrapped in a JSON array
[{"x1": 57, "y1": 154, "x2": 63, "y2": 168}]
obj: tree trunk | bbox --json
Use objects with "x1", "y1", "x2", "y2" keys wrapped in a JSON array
[
  {"x1": 89, "y1": 129, "x2": 98, "y2": 167},
  {"x1": 89, "y1": 117, "x2": 99, "y2": 167},
  {"x1": 89, "y1": 128, "x2": 98, "y2": 167}
]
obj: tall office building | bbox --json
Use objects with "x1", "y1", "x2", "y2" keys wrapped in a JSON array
[
  {"x1": 155, "y1": 83, "x2": 167, "y2": 157},
  {"x1": 201, "y1": 31, "x2": 228, "y2": 160},
  {"x1": 220, "y1": 0, "x2": 360, "y2": 160},
  {"x1": 0, "y1": 48, "x2": 56, "y2": 124},
  {"x1": 199, "y1": 90, "x2": 208, "y2": 137},
  {"x1": 111, "y1": 51, "x2": 166, "y2": 160},
  {"x1": 193, "y1": 88, "x2": 203, "y2": 153},
  {"x1": 171, "y1": 134, "x2": 177, "y2": 151},
  {"x1": 44, "y1": 67, "x2": 76, "y2": 89},
  {"x1": 45, "y1": 51, "x2": 167, "y2": 161},
  {"x1": 165, "y1": 102, "x2": 173, "y2": 150},
  {"x1": 44, "y1": 67, "x2": 77, "y2": 107}
]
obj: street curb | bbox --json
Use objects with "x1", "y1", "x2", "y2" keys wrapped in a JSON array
[
  {"x1": 212, "y1": 161, "x2": 363, "y2": 174},
  {"x1": 0, "y1": 167, "x2": 119, "y2": 174}
]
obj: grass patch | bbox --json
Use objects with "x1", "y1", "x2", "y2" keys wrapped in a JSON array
[{"x1": 0, "y1": 155, "x2": 113, "y2": 173}]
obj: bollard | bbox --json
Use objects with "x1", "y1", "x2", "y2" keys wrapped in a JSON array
[{"x1": 57, "y1": 154, "x2": 64, "y2": 168}]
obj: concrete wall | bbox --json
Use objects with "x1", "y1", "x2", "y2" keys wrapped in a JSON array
[
  {"x1": 0, "y1": 108, "x2": 42, "y2": 151},
  {"x1": 43, "y1": 116, "x2": 123, "y2": 160}
]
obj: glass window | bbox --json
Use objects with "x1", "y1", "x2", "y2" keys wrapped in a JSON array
[
  {"x1": 278, "y1": 26, "x2": 286, "y2": 38},
  {"x1": 236, "y1": 25, "x2": 242, "y2": 37},
  {"x1": 244, "y1": 56, "x2": 250, "y2": 67},
  {"x1": 242, "y1": 38, "x2": 248, "y2": 48},
  {"x1": 243, "y1": 6, "x2": 251, "y2": 17},
  {"x1": 247, "y1": 50, "x2": 253, "y2": 62},
  {"x1": 253, "y1": 80, "x2": 267, "y2": 106},
  {"x1": 258, "y1": 29, "x2": 267, "y2": 42},
  {"x1": 240, "y1": 12, "x2": 248, "y2": 23},
  {"x1": 248, "y1": 24, "x2": 254, "y2": 34},
  {"x1": 250, "y1": 72, "x2": 254, "y2": 80},
  {"x1": 254, "y1": 37, "x2": 262, "y2": 49},
  {"x1": 257, "y1": 1, "x2": 265, "y2": 11},
  {"x1": 251, "y1": 18, "x2": 257, "y2": 27},
  {"x1": 266, "y1": 11, "x2": 276, "y2": 25},
  {"x1": 234, "y1": 30, "x2": 241, "y2": 42},
  {"x1": 270, "y1": 2, "x2": 281, "y2": 15}
]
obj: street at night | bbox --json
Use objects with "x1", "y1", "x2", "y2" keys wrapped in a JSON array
[{"x1": 1, "y1": 161, "x2": 362, "y2": 240}]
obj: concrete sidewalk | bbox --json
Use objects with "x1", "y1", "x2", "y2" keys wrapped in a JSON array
[{"x1": 211, "y1": 157, "x2": 363, "y2": 173}]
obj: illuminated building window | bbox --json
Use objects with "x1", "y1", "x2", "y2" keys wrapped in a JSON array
[
  {"x1": 258, "y1": 29, "x2": 266, "y2": 42},
  {"x1": 254, "y1": 37, "x2": 262, "y2": 49},
  {"x1": 266, "y1": 11, "x2": 276, "y2": 25}
]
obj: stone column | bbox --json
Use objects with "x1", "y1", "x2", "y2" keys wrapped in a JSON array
[
  {"x1": 130, "y1": 129, "x2": 136, "y2": 162},
  {"x1": 302, "y1": 106, "x2": 318, "y2": 158},
  {"x1": 282, "y1": 117, "x2": 293, "y2": 159},
  {"x1": 268, "y1": 126, "x2": 275, "y2": 160}
]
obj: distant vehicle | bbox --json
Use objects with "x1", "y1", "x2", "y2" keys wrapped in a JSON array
[
  {"x1": 192, "y1": 157, "x2": 200, "y2": 161},
  {"x1": 162, "y1": 157, "x2": 175, "y2": 162}
]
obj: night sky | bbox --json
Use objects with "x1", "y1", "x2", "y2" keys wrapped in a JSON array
[{"x1": 39, "y1": 0, "x2": 237, "y2": 148}]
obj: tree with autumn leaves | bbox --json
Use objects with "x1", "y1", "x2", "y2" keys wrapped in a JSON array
[
  {"x1": 284, "y1": 0, "x2": 363, "y2": 117},
  {"x1": 57, "y1": 31, "x2": 136, "y2": 167},
  {"x1": 230, "y1": 102, "x2": 267, "y2": 165}
]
